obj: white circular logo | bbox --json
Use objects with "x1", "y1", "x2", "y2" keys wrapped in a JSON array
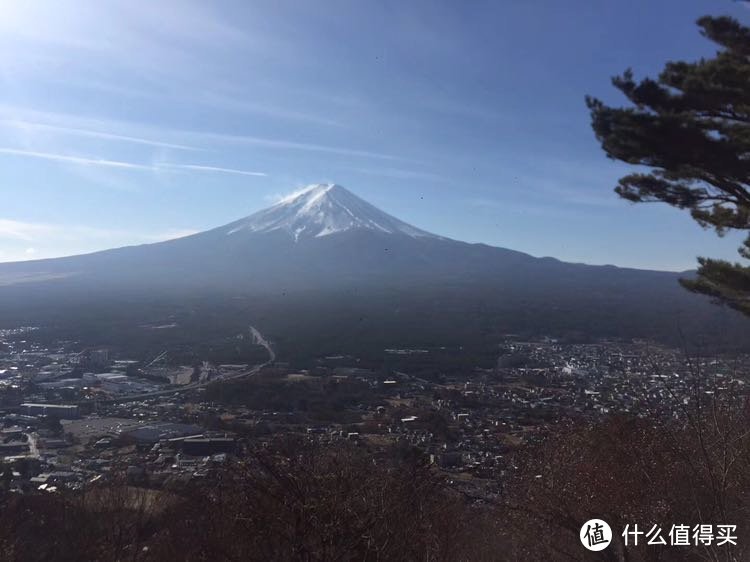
[{"x1": 580, "y1": 519, "x2": 612, "y2": 551}]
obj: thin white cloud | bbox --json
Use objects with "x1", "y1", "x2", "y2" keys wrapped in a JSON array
[
  {"x1": 0, "y1": 147, "x2": 151, "y2": 170},
  {"x1": 348, "y1": 166, "x2": 447, "y2": 182},
  {"x1": 0, "y1": 219, "x2": 49, "y2": 241},
  {"x1": 0, "y1": 105, "x2": 405, "y2": 162},
  {"x1": 184, "y1": 130, "x2": 404, "y2": 161},
  {"x1": 160, "y1": 163, "x2": 267, "y2": 177},
  {"x1": 16, "y1": 80, "x2": 347, "y2": 130},
  {"x1": 0, "y1": 219, "x2": 126, "y2": 242},
  {"x1": 0, "y1": 219, "x2": 199, "y2": 244},
  {"x1": 0, "y1": 147, "x2": 268, "y2": 178},
  {"x1": 0, "y1": 119, "x2": 200, "y2": 151},
  {"x1": 0, "y1": 218, "x2": 202, "y2": 262},
  {"x1": 192, "y1": 90, "x2": 345, "y2": 129},
  {"x1": 0, "y1": 1, "x2": 269, "y2": 81}
]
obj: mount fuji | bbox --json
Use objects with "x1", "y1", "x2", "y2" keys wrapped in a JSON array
[
  {"x1": 223, "y1": 183, "x2": 439, "y2": 241},
  {"x1": 0, "y1": 183, "x2": 745, "y2": 354},
  {"x1": 0, "y1": 183, "x2": 519, "y2": 292}
]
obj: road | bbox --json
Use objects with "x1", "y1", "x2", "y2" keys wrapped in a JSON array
[
  {"x1": 25, "y1": 432, "x2": 40, "y2": 459},
  {"x1": 249, "y1": 325, "x2": 275, "y2": 362},
  {"x1": 92, "y1": 325, "x2": 275, "y2": 405}
]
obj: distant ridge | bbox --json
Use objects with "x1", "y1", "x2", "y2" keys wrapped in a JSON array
[{"x1": 0, "y1": 182, "x2": 745, "y2": 352}]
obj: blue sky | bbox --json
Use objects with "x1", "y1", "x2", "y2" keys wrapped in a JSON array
[{"x1": 0, "y1": 0, "x2": 748, "y2": 270}]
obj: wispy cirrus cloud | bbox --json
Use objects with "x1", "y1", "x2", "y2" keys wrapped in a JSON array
[
  {"x1": 0, "y1": 105, "x2": 404, "y2": 162},
  {"x1": 183, "y1": 129, "x2": 405, "y2": 161},
  {"x1": 0, "y1": 218, "x2": 200, "y2": 262},
  {"x1": 0, "y1": 119, "x2": 201, "y2": 151},
  {"x1": 0, "y1": 219, "x2": 50, "y2": 241},
  {"x1": 0, "y1": 1, "x2": 271, "y2": 81},
  {"x1": 192, "y1": 90, "x2": 346, "y2": 129},
  {"x1": 0, "y1": 218, "x2": 198, "y2": 243},
  {"x1": 0, "y1": 147, "x2": 152, "y2": 170},
  {"x1": 158, "y1": 163, "x2": 267, "y2": 177},
  {"x1": 347, "y1": 166, "x2": 448, "y2": 182},
  {"x1": 0, "y1": 147, "x2": 267, "y2": 178},
  {"x1": 29, "y1": 78, "x2": 349, "y2": 130}
]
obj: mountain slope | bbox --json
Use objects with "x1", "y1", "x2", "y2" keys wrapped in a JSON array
[{"x1": 0, "y1": 183, "x2": 745, "y2": 353}]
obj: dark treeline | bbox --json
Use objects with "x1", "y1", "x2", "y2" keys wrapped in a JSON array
[{"x1": 2, "y1": 390, "x2": 749, "y2": 562}]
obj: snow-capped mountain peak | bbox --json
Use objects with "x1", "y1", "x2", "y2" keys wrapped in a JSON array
[{"x1": 224, "y1": 183, "x2": 440, "y2": 241}]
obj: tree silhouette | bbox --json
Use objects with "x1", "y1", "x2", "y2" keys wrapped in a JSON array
[{"x1": 587, "y1": 16, "x2": 750, "y2": 314}]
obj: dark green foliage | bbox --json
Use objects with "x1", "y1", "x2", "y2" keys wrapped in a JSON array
[
  {"x1": 203, "y1": 374, "x2": 376, "y2": 423},
  {"x1": 0, "y1": 443, "x2": 503, "y2": 562},
  {"x1": 587, "y1": 16, "x2": 750, "y2": 314}
]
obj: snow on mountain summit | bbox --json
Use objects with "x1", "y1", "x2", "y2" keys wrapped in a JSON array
[{"x1": 224, "y1": 183, "x2": 440, "y2": 241}]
